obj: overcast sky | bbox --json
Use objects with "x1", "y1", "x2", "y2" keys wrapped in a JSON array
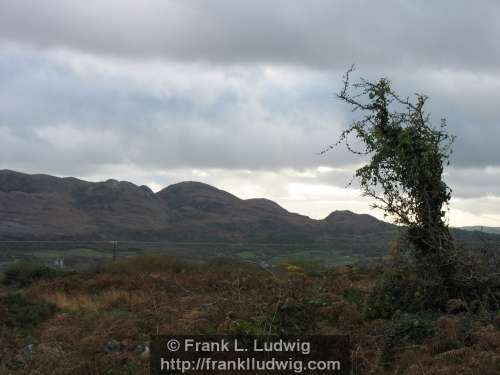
[{"x1": 1, "y1": 0, "x2": 500, "y2": 226}]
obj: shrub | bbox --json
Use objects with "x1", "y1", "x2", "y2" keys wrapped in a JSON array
[
  {"x1": 272, "y1": 256, "x2": 323, "y2": 277},
  {"x1": 225, "y1": 318, "x2": 269, "y2": 335},
  {"x1": 271, "y1": 298, "x2": 318, "y2": 335},
  {"x1": 105, "y1": 255, "x2": 196, "y2": 274},
  {"x1": 0, "y1": 293, "x2": 57, "y2": 330},
  {"x1": 365, "y1": 248, "x2": 500, "y2": 320},
  {"x1": 381, "y1": 312, "x2": 436, "y2": 365},
  {"x1": 450, "y1": 249, "x2": 500, "y2": 310},
  {"x1": 365, "y1": 262, "x2": 447, "y2": 319},
  {"x1": 1, "y1": 262, "x2": 62, "y2": 287}
]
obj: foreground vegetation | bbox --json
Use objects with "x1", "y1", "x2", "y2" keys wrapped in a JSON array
[{"x1": 1, "y1": 255, "x2": 499, "y2": 374}]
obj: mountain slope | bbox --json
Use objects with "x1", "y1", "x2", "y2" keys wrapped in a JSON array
[
  {"x1": 0, "y1": 170, "x2": 170, "y2": 240},
  {"x1": 1, "y1": 170, "x2": 494, "y2": 255},
  {"x1": 0, "y1": 170, "x2": 391, "y2": 245},
  {"x1": 459, "y1": 226, "x2": 500, "y2": 235},
  {"x1": 156, "y1": 181, "x2": 317, "y2": 243},
  {"x1": 323, "y1": 210, "x2": 393, "y2": 234}
]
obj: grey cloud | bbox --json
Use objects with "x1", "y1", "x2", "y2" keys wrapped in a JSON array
[
  {"x1": 1, "y1": 47, "x2": 500, "y2": 178},
  {"x1": 446, "y1": 168, "x2": 500, "y2": 199},
  {"x1": 0, "y1": 48, "x2": 357, "y2": 175},
  {"x1": 0, "y1": 1, "x2": 499, "y2": 72},
  {"x1": 451, "y1": 197, "x2": 500, "y2": 219}
]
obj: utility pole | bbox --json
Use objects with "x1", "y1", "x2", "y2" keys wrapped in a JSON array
[{"x1": 112, "y1": 241, "x2": 118, "y2": 262}]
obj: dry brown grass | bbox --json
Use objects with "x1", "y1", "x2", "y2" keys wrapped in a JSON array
[
  {"x1": 37, "y1": 289, "x2": 150, "y2": 312},
  {"x1": 1, "y1": 256, "x2": 499, "y2": 374}
]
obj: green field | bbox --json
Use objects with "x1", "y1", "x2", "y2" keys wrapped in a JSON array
[{"x1": 0, "y1": 241, "x2": 384, "y2": 271}]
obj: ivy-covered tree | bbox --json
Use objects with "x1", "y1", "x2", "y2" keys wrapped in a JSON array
[{"x1": 325, "y1": 66, "x2": 456, "y2": 282}]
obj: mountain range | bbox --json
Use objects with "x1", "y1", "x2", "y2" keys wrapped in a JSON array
[
  {"x1": 0, "y1": 170, "x2": 497, "y2": 255},
  {"x1": 460, "y1": 226, "x2": 500, "y2": 235}
]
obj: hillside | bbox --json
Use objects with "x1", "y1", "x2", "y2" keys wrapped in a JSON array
[
  {"x1": 0, "y1": 170, "x2": 497, "y2": 257},
  {"x1": 0, "y1": 170, "x2": 395, "y2": 245},
  {"x1": 460, "y1": 226, "x2": 500, "y2": 235}
]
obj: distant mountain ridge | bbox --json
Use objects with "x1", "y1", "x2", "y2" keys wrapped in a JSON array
[
  {"x1": 459, "y1": 226, "x2": 500, "y2": 235},
  {"x1": 0, "y1": 170, "x2": 496, "y2": 255}
]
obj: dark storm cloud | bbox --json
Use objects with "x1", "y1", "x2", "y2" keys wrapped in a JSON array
[{"x1": 0, "y1": 1, "x2": 499, "y2": 71}]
